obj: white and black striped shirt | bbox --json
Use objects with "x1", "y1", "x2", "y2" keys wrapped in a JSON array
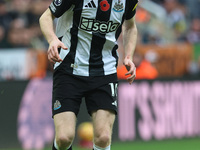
[{"x1": 49, "y1": 0, "x2": 138, "y2": 76}]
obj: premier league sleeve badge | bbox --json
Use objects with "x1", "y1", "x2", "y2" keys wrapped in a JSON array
[{"x1": 54, "y1": 0, "x2": 62, "y2": 6}]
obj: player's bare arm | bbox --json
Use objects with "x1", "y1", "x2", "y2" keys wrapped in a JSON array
[
  {"x1": 122, "y1": 16, "x2": 138, "y2": 84},
  {"x1": 39, "y1": 8, "x2": 67, "y2": 64}
]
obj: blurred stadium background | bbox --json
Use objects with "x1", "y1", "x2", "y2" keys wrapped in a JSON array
[{"x1": 0, "y1": 0, "x2": 200, "y2": 150}]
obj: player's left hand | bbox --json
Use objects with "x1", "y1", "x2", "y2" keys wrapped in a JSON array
[{"x1": 123, "y1": 57, "x2": 136, "y2": 84}]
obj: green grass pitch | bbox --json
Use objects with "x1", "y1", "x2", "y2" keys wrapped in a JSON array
[{"x1": 2, "y1": 138, "x2": 200, "y2": 150}]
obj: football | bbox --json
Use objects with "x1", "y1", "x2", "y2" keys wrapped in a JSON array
[{"x1": 77, "y1": 122, "x2": 93, "y2": 141}]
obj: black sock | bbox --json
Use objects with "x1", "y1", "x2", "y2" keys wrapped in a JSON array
[
  {"x1": 68, "y1": 146, "x2": 72, "y2": 150},
  {"x1": 52, "y1": 142, "x2": 56, "y2": 150}
]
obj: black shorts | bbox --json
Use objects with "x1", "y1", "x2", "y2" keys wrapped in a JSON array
[{"x1": 52, "y1": 70, "x2": 118, "y2": 117}]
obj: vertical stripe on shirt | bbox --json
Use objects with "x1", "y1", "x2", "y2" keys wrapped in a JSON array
[
  {"x1": 61, "y1": 1, "x2": 84, "y2": 74},
  {"x1": 89, "y1": 0, "x2": 113, "y2": 76}
]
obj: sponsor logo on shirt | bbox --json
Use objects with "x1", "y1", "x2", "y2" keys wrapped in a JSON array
[{"x1": 80, "y1": 17, "x2": 120, "y2": 33}]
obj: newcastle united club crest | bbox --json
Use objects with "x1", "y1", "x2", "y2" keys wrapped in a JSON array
[{"x1": 113, "y1": 0, "x2": 124, "y2": 12}]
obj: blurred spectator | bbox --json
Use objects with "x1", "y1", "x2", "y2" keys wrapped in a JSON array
[
  {"x1": 0, "y1": 0, "x2": 198, "y2": 48},
  {"x1": 134, "y1": 53, "x2": 158, "y2": 80},
  {"x1": 186, "y1": 57, "x2": 200, "y2": 77},
  {"x1": 151, "y1": 0, "x2": 164, "y2": 4},
  {"x1": 163, "y1": 0, "x2": 187, "y2": 41},
  {"x1": 7, "y1": 18, "x2": 31, "y2": 47},
  {"x1": 28, "y1": 0, "x2": 51, "y2": 49},
  {"x1": 0, "y1": 0, "x2": 50, "y2": 49},
  {"x1": 184, "y1": 0, "x2": 200, "y2": 19},
  {"x1": 0, "y1": 25, "x2": 9, "y2": 48},
  {"x1": 187, "y1": 18, "x2": 200, "y2": 44},
  {"x1": 136, "y1": 0, "x2": 177, "y2": 45},
  {"x1": 0, "y1": 0, "x2": 13, "y2": 30}
]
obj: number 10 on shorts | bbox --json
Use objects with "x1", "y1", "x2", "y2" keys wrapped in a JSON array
[{"x1": 109, "y1": 83, "x2": 118, "y2": 97}]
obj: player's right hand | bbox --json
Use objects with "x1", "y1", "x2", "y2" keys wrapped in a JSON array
[{"x1": 47, "y1": 38, "x2": 68, "y2": 64}]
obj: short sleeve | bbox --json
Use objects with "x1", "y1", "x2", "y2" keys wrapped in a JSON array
[
  {"x1": 125, "y1": 0, "x2": 138, "y2": 20},
  {"x1": 49, "y1": 0, "x2": 74, "y2": 18}
]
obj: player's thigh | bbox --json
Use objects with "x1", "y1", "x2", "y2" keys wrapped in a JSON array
[
  {"x1": 52, "y1": 70, "x2": 83, "y2": 116},
  {"x1": 92, "y1": 109, "x2": 115, "y2": 135},
  {"x1": 54, "y1": 112, "x2": 77, "y2": 139},
  {"x1": 85, "y1": 81, "x2": 118, "y2": 116}
]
